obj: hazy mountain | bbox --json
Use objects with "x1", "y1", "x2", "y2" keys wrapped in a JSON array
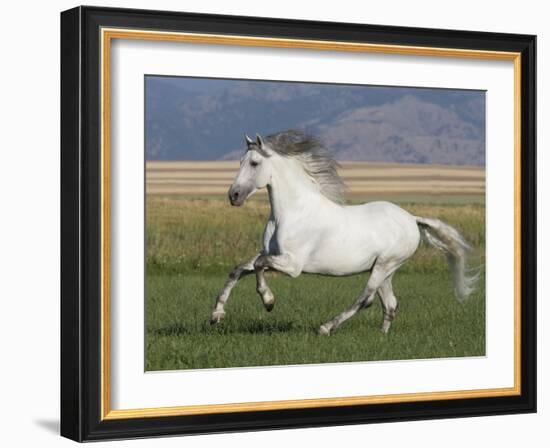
[{"x1": 145, "y1": 77, "x2": 485, "y2": 165}]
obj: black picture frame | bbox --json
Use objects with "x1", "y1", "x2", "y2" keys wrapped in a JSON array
[{"x1": 61, "y1": 5, "x2": 536, "y2": 442}]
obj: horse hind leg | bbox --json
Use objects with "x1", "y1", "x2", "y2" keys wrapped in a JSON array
[
  {"x1": 378, "y1": 275, "x2": 398, "y2": 334},
  {"x1": 319, "y1": 264, "x2": 389, "y2": 335}
]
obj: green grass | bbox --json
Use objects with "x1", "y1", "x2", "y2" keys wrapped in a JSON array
[
  {"x1": 146, "y1": 196, "x2": 486, "y2": 371},
  {"x1": 146, "y1": 197, "x2": 485, "y2": 275}
]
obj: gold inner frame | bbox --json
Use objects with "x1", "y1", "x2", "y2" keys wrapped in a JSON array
[{"x1": 100, "y1": 27, "x2": 522, "y2": 421}]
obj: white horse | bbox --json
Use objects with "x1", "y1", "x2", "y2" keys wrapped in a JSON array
[{"x1": 211, "y1": 130, "x2": 477, "y2": 334}]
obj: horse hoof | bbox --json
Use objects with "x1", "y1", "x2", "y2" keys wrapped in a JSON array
[
  {"x1": 318, "y1": 324, "x2": 331, "y2": 336},
  {"x1": 210, "y1": 311, "x2": 226, "y2": 325},
  {"x1": 261, "y1": 289, "x2": 275, "y2": 312}
]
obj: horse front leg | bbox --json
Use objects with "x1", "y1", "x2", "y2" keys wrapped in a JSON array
[
  {"x1": 254, "y1": 254, "x2": 302, "y2": 312},
  {"x1": 255, "y1": 268, "x2": 275, "y2": 312},
  {"x1": 210, "y1": 253, "x2": 260, "y2": 324}
]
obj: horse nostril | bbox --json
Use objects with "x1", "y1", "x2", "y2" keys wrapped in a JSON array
[{"x1": 229, "y1": 189, "x2": 240, "y2": 203}]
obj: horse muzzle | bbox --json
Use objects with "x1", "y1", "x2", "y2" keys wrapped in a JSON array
[{"x1": 228, "y1": 185, "x2": 248, "y2": 206}]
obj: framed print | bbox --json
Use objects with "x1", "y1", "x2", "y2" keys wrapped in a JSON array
[{"x1": 60, "y1": 6, "x2": 536, "y2": 442}]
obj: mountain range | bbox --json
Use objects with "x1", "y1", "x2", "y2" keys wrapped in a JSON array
[{"x1": 145, "y1": 77, "x2": 485, "y2": 165}]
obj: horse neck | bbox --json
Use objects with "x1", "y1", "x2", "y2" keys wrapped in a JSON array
[{"x1": 267, "y1": 158, "x2": 329, "y2": 221}]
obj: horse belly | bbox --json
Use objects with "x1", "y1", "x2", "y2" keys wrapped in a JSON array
[
  {"x1": 302, "y1": 238, "x2": 378, "y2": 276},
  {"x1": 300, "y1": 203, "x2": 419, "y2": 276}
]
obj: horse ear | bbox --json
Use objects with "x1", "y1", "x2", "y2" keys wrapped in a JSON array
[
  {"x1": 256, "y1": 134, "x2": 264, "y2": 148},
  {"x1": 245, "y1": 134, "x2": 254, "y2": 148}
]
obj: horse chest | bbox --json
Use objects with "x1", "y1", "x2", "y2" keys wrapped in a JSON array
[{"x1": 263, "y1": 218, "x2": 315, "y2": 256}]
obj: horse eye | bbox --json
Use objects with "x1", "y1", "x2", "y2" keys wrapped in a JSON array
[{"x1": 250, "y1": 160, "x2": 260, "y2": 167}]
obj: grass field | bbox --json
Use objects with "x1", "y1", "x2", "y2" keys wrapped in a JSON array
[{"x1": 145, "y1": 162, "x2": 486, "y2": 371}]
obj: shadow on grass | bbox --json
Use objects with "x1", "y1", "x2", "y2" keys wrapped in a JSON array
[
  {"x1": 153, "y1": 320, "x2": 297, "y2": 337},
  {"x1": 153, "y1": 319, "x2": 297, "y2": 337},
  {"x1": 152, "y1": 322, "x2": 191, "y2": 337},
  {"x1": 204, "y1": 319, "x2": 296, "y2": 335}
]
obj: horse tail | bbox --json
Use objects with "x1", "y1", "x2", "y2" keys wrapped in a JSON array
[{"x1": 415, "y1": 216, "x2": 478, "y2": 303}]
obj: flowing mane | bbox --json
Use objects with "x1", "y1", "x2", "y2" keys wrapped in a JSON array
[{"x1": 264, "y1": 130, "x2": 346, "y2": 204}]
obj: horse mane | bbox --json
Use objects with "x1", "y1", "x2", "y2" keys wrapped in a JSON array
[{"x1": 264, "y1": 130, "x2": 347, "y2": 204}]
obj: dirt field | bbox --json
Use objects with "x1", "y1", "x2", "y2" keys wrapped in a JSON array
[{"x1": 146, "y1": 161, "x2": 485, "y2": 199}]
